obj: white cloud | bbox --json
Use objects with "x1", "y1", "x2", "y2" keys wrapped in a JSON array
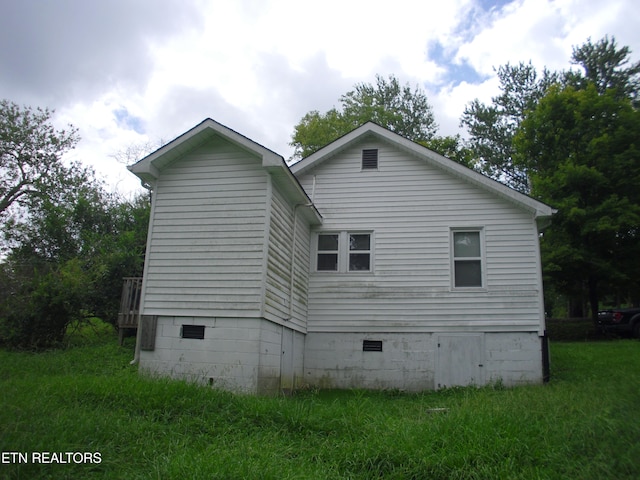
[
  {"x1": 2, "y1": 0, "x2": 639, "y2": 195},
  {"x1": 431, "y1": 76, "x2": 501, "y2": 137}
]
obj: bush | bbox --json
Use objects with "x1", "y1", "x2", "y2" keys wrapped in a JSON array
[{"x1": 0, "y1": 259, "x2": 86, "y2": 349}]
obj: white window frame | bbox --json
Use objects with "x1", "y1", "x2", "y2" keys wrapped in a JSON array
[
  {"x1": 451, "y1": 228, "x2": 485, "y2": 289},
  {"x1": 316, "y1": 233, "x2": 340, "y2": 272},
  {"x1": 348, "y1": 232, "x2": 372, "y2": 272},
  {"x1": 314, "y1": 231, "x2": 374, "y2": 273}
]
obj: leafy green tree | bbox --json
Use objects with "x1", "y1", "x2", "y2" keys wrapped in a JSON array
[
  {"x1": 461, "y1": 36, "x2": 640, "y2": 316},
  {"x1": 461, "y1": 36, "x2": 640, "y2": 194},
  {"x1": 0, "y1": 99, "x2": 151, "y2": 349},
  {"x1": 564, "y1": 35, "x2": 640, "y2": 103},
  {"x1": 460, "y1": 62, "x2": 559, "y2": 192},
  {"x1": 515, "y1": 84, "x2": 640, "y2": 320},
  {"x1": 0, "y1": 100, "x2": 83, "y2": 219},
  {"x1": 289, "y1": 108, "x2": 351, "y2": 160},
  {"x1": 290, "y1": 74, "x2": 438, "y2": 160},
  {"x1": 0, "y1": 258, "x2": 87, "y2": 349},
  {"x1": 83, "y1": 192, "x2": 150, "y2": 323},
  {"x1": 340, "y1": 74, "x2": 438, "y2": 141},
  {"x1": 1, "y1": 177, "x2": 150, "y2": 348},
  {"x1": 419, "y1": 134, "x2": 475, "y2": 169}
]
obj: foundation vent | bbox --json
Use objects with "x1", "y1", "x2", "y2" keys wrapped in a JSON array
[
  {"x1": 363, "y1": 340, "x2": 383, "y2": 352},
  {"x1": 181, "y1": 325, "x2": 205, "y2": 339}
]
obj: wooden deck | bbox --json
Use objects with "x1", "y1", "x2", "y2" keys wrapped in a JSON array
[
  {"x1": 118, "y1": 277, "x2": 157, "y2": 349},
  {"x1": 118, "y1": 277, "x2": 142, "y2": 345}
]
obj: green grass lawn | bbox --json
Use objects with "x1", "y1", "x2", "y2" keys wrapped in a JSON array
[{"x1": 1, "y1": 322, "x2": 638, "y2": 479}]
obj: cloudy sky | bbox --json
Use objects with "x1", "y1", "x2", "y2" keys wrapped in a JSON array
[{"x1": 2, "y1": 0, "x2": 639, "y2": 195}]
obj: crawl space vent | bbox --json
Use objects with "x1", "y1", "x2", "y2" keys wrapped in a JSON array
[
  {"x1": 182, "y1": 325, "x2": 205, "y2": 339},
  {"x1": 363, "y1": 340, "x2": 383, "y2": 352}
]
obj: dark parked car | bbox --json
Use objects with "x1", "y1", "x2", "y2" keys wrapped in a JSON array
[{"x1": 596, "y1": 307, "x2": 640, "y2": 338}]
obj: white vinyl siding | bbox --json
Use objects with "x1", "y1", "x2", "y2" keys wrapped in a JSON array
[
  {"x1": 297, "y1": 139, "x2": 543, "y2": 333},
  {"x1": 141, "y1": 136, "x2": 268, "y2": 318},
  {"x1": 263, "y1": 186, "x2": 311, "y2": 330}
]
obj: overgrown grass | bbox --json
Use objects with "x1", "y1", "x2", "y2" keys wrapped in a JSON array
[{"x1": 1, "y1": 322, "x2": 638, "y2": 479}]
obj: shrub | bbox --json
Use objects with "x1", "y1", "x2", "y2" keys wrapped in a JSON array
[{"x1": 0, "y1": 259, "x2": 86, "y2": 349}]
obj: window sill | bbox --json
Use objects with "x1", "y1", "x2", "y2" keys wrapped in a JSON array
[
  {"x1": 450, "y1": 287, "x2": 487, "y2": 293},
  {"x1": 314, "y1": 271, "x2": 375, "y2": 276}
]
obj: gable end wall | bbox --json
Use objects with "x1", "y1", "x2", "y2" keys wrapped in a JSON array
[
  {"x1": 141, "y1": 137, "x2": 269, "y2": 318},
  {"x1": 296, "y1": 138, "x2": 545, "y2": 333}
]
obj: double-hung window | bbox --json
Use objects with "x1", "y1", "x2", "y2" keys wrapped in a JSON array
[
  {"x1": 317, "y1": 234, "x2": 339, "y2": 271},
  {"x1": 452, "y1": 230, "x2": 483, "y2": 288},
  {"x1": 316, "y1": 232, "x2": 373, "y2": 272},
  {"x1": 348, "y1": 233, "x2": 371, "y2": 271}
]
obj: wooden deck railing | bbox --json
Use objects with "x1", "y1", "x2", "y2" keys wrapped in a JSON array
[{"x1": 117, "y1": 277, "x2": 143, "y2": 345}]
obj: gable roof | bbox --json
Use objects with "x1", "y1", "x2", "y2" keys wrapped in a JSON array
[
  {"x1": 129, "y1": 118, "x2": 285, "y2": 184},
  {"x1": 290, "y1": 122, "x2": 556, "y2": 222},
  {"x1": 128, "y1": 118, "x2": 321, "y2": 224}
]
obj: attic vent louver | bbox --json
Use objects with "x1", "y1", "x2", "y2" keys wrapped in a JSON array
[
  {"x1": 362, "y1": 149, "x2": 378, "y2": 170},
  {"x1": 363, "y1": 340, "x2": 383, "y2": 352},
  {"x1": 182, "y1": 325, "x2": 205, "y2": 339}
]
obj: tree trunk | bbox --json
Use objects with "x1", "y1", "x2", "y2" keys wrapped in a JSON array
[
  {"x1": 569, "y1": 296, "x2": 584, "y2": 318},
  {"x1": 588, "y1": 276, "x2": 599, "y2": 323}
]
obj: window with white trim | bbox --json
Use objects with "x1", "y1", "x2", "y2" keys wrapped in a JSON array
[
  {"x1": 317, "y1": 234, "x2": 339, "y2": 271},
  {"x1": 315, "y1": 232, "x2": 373, "y2": 272},
  {"x1": 452, "y1": 230, "x2": 483, "y2": 288},
  {"x1": 348, "y1": 233, "x2": 371, "y2": 271}
]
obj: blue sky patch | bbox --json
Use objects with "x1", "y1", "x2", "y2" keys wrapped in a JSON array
[
  {"x1": 477, "y1": 0, "x2": 515, "y2": 12},
  {"x1": 427, "y1": 41, "x2": 487, "y2": 86},
  {"x1": 114, "y1": 108, "x2": 145, "y2": 134}
]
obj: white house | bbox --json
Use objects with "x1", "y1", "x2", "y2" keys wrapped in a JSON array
[{"x1": 128, "y1": 118, "x2": 555, "y2": 394}]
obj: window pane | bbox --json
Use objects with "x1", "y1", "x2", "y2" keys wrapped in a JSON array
[
  {"x1": 455, "y1": 260, "x2": 482, "y2": 287},
  {"x1": 349, "y1": 234, "x2": 370, "y2": 251},
  {"x1": 318, "y1": 234, "x2": 338, "y2": 251},
  {"x1": 318, "y1": 253, "x2": 338, "y2": 271},
  {"x1": 349, "y1": 253, "x2": 370, "y2": 271},
  {"x1": 454, "y1": 232, "x2": 480, "y2": 258}
]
